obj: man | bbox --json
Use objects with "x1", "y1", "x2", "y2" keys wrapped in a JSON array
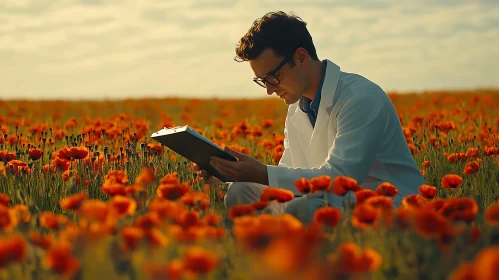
[{"x1": 193, "y1": 11, "x2": 425, "y2": 223}]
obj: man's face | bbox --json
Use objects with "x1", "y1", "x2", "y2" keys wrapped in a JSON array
[{"x1": 249, "y1": 48, "x2": 306, "y2": 105}]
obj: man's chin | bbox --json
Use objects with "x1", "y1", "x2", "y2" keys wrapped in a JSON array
[{"x1": 283, "y1": 95, "x2": 299, "y2": 105}]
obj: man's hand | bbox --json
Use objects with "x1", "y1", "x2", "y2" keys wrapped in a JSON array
[
  {"x1": 193, "y1": 163, "x2": 222, "y2": 184},
  {"x1": 209, "y1": 147, "x2": 269, "y2": 185}
]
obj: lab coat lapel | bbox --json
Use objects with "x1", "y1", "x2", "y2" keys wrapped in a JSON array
[
  {"x1": 308, "y1": 60, "x2": 341, "y2": 166},
  {"x1": 288, "y1": 105, "x2": 314, "y2": 167}
]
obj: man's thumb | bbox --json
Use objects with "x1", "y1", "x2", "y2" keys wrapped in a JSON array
[{"x1": 225, "y1": 146, "x2": 245, "y2": 159}]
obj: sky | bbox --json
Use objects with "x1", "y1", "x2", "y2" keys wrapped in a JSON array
[{"x1": 1, "y1": 0, "x2": 498, "y2": 100}]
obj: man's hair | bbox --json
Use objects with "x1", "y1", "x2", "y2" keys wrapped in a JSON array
[{"x1": 234, "y1": 11, "x2": 319, "y2": 63}]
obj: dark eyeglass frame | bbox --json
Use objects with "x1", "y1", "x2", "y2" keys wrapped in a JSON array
[{"x1": 253, "y1": 56, "x2": 292, "y2": 88}]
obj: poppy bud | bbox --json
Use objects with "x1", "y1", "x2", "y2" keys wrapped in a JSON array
[{"x1": 3, "y1": 133, "x2": 7, "y2": 140}]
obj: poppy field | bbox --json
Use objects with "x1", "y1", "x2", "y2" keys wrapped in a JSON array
[{"x1": 1, "y1": 89, "x2": 499, "y2": 280}]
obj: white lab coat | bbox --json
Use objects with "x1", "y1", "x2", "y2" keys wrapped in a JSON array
[{"x1": 267, "y1": 59, "x2": 426, "y2": 205}]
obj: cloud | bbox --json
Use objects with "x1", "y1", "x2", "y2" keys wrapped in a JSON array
[{"x1": 0, "y1": 0, "x2": 498, "y2": 100}]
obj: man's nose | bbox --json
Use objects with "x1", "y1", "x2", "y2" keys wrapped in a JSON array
[{"x1": 266, "y1": 84, "x2": 277, "y2": 95}]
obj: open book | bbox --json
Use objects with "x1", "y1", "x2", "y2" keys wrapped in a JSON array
[{"x1": 151, "y1": 125, "x2": 237, "y2": 182}]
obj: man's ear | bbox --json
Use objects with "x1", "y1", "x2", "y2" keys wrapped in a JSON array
[{"x1": 294, "y1": 47, "x2": 309, "y2": 66}]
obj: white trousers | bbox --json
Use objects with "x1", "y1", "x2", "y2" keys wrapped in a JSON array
[{"x1": 224, "y1": 182, "x2": 327, "y2": 225}]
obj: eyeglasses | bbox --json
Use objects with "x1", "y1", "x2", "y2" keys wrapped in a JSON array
[{"x1": 253, "y1": 56, "x2": 291, "y2": 88}]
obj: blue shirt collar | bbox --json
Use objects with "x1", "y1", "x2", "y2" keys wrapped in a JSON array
[{"x1": 299, "y1": 60, "x2": 327, "y2": 113}]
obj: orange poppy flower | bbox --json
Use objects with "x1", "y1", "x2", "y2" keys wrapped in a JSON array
[
  {"x1": 109, "y1": 195, "x2": 137, "y2": 217},
  {"x1": 260, "y1": 187, "x2": 294, "y2": 203},
  {"x1": 310, "y1": 175, "x2": 332, "y2": 193},
  {"x1": 331, "y1": 176, "x2": 362, "y2": 196},
  {"x1": 441, "y1": 174, "x2": 463, "y2": 189},
  {"x1": 177, "y1": 210, "x2": 199, "y2": 228},
  {"x1": 12, "y1": 204, "x2": 30, "y2": 223},
  {"x1": 364, "y1": 196, "x2": 394, "y2": 210},
  {"x1": 0, "y1": 235, "x2": 27, "y2": 268},
  {"x1": 103, "y1": 170, "x2": 129, "y2": 185},
  {"x1": 120, "y1": 226, "x2": 144, "y2": 251},
  {"x1": 413, "y1": 209, "x2": 450, "y2": 238},
  {"x1": 463, "y1": 161, "x2": 479, "y2": 175},
  {"x1": 29, "y1": 231, "x2": 54, "y2": 250},
  {"x1": 449, "y1": 263, "x2": 476, "y2": 280},
  {"x1": 273, "y1": 145, "x2": 284, "y2": 162},
  {"x1": 59, "y1": 192, "x2": 88, "y2": 210},
  {"x1": 392, "y1": 207, "x2": 415, "y2": 229},
  {"x1": 422, "y1": 160, "x2": 431, "y2": 168},
  {"x1": 39, "y1": 211, "x2": 68, "y2": 230},
  {"x1": 42, "y1": 242, "x2": 80, "y2": 278},
  {"x1": 61, "y1": 169, "x2": 77, "y2": 182},
  {"x1": 52, "y1": 157, "x2": 70, "y2": 171},
  {"x1": 180, "y1": 192, "x2": 210, "y2": 210},
  {"x1": 418, "y1": 184, "x2": 437, "y2": 199},
  {"x1": 77, "y1": 200, "x2": 109, "y2": 223},
  {"x1": 251, "y1": 200, "x2": 269, "y2": 210},
  {"x1": 328, "y1": 242, "x2": 383, "y2": 274},
  {"x1": 446, "y1": 153, "x2": 455, "y2": 163},
  {"x1": 0, "y1": 193, "x2": 9, "y2": 206},
  {"x1": 136, "y1": 167, "x2": 155, "y2": 185},
  {"x1": 401, "y1": 194, "x2": 429, "y2": 209},
  {"x1": 28, "y1": 148, "x2": 42, "y2": 160},
  {"x1": 144, "y1": 228, "x2": 169, "y2": 247},
  {"x1": 474, "y1": 246, "x2": 499, "y2": 280},
  {"x1": 201, "y1": 212, "x2": 222, "y2": 227},
  {"x1": 439, "y1": 198, "x2": 478, "y2": 223},
  {"x1": 156, "y1": 183, "x2": 190, "y2": 200},
  {"x1": 294, "y1": 178, "x2": 311, "y2": 194},
  {"x1": 144, "y1": 260, "x2": 184, "y2": 280},
  {"x1": 262, "y1": 118, "x2": 274, "y2": 128},
  {"x1": 0, "y1": 150, "x2": 16, "y2": 162},
  {"x1": 375, "y1": 182, "x2": 398, "y2": 197},
  {"x1": 313, "y1": 206, "x2": 341, "y2": 228},
  {"x1": 427, "y1": 198, "x2": 446, "y2": 212},
  {"x1": 135, "y1": 212, "x2": 161, "y2": 229},
  {"x1": 351, "y1": 204, "x2": 378, "y2": 229},
  {"x1": 485, "y1": 204, "x2": 499, "y2": 226},
  {"x1": 466, "y1": 147, "x2": 479, "y2": 158},
  {"x1": 182, "y1": 246, "x2": 220, "y2": 275},
  {"x1": 101, "y1": 183, "x2": 127, "y2": 196},
  {"x1": 355, "y1": 189, "x2": 378, "y2": 204},
  {"x1": 5, "y1": 160, "x2": 30, "y2": 176}
]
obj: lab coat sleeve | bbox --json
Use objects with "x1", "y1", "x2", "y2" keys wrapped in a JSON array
[
  {"x1": 277, "y1": 124, "x2": 293, "y2": 167},
  {"x1": 266, "y1": 93, "x2": 386, "y2": 194}
]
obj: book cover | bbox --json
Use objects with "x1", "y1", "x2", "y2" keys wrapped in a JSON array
[{"x1": 151, "y1": 126, "x2": 237, "y2": 183}]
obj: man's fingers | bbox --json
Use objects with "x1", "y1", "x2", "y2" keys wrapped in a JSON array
[{"x1": 212, "y1": 162, "x2": 235, "y2": 179}]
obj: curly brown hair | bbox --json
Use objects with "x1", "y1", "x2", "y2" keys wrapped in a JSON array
[{"x1": 234, "y1": 11, "x2": 319, "y2": 63}]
